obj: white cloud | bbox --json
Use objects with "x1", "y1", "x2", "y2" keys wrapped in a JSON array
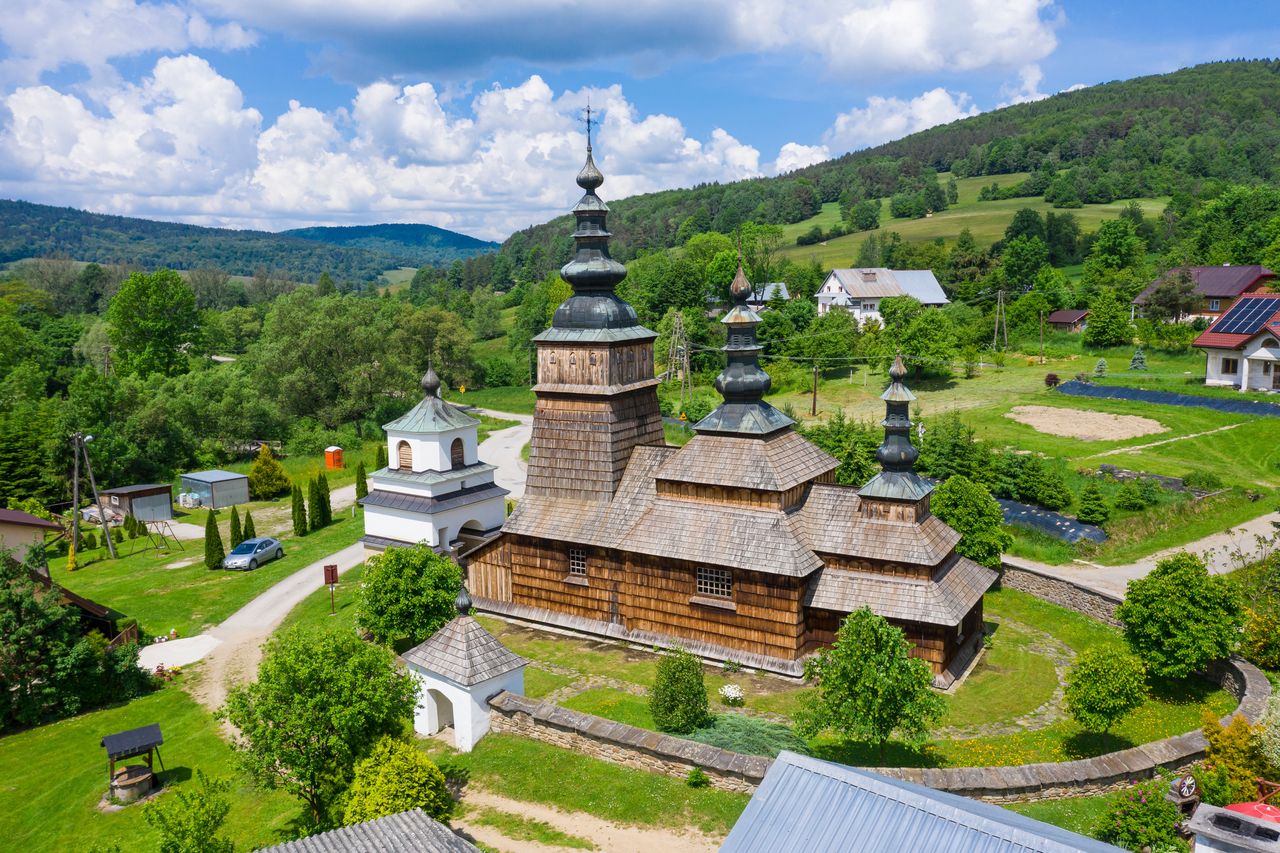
[
  {"x1": 774, "y1": 142, "x2": 831, "y2": 173},
  {"x1": 0, "y1": 61, "x2": 763, "y2": 240},
  {"x1": 191, "y1": 0, "x2": 1059, "y2": 80},
  {"x1": 1062, "y1": 82, "x2": 1088, "y2": 93},
  {"x1": 822, "y1": 87, "x2": 980, "y2": 154},
  {"x1": 997, "y1": 63, "x2": 1050, "y2": 107},
  {"x1": 0, "y1": 0, "x2": 255, "y2": 85}
]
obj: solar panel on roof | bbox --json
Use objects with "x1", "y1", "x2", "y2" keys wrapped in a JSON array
[{"x1": 1216, "y1": 297, "x2": 1280, "y2": 334}]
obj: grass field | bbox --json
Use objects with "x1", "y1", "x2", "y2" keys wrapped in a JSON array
[
  {"x1": 1005, "y1": 794, "x2": 1114, "y2": 838},
  {"x1": 457, "y1": 385, "x2": 536, "y2": 414},
  {"x1": 53, "y1": 510, "x2": 365, "y2": 637},
  {"x1": 0, "y1": 684, "x2": 301, "y2": 853},
  {"x1": 778, "y1": 173, "x2": 1169, "y2": 266}
]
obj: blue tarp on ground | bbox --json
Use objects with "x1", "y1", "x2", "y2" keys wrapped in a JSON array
[
  {"x1": 997, "y1": 498, "x2": 1108, "y2": 544},
  {"x1": 1054, "y1": 380, "x2": 1280, "y2": 418}
]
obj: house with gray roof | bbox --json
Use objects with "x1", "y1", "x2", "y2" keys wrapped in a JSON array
[
  {"x1": 721, "y1": 751, "x2": 1123, "y2": 853},
  {"x1": 817, "y1": 268, "x2": 949, "y2": 324}
]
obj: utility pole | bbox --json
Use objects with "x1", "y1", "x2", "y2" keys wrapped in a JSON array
[
  {"x1": 78, "y1": 434, "x2": 117, "y2": 560},
  {"x1": 70, "y1": 433, "x2": 81, "y2": 554},
  {"x1": 664, "y1": 312, "x2": 691, "y2": 414},
  {"x1": 992, "y1": 289, "x2": 1008, "y2": 351},
  {"x1": 811, "y1": 362, "x2": 819, "y2": 416},
  {"x1": 1039, "y1": 310, "x2": 1045, "y2": 364}
]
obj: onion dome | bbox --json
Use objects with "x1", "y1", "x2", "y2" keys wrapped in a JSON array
[
  {"x1": 692, "y1": 264, "x2": 794, "y2": 436},
  {"x1": 421, "y1": 367, "x2": 441, "y2": 397},
  {"x1": 858, "y1": 352, "x2": 931, "y2": 501},
  {"x1": 455, "y1": 582, "x2": 472, "y2": 616}
]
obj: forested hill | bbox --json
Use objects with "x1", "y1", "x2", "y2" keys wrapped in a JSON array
[
  {"x1": 282, "y1": 223, "x2": 497, "y2": 267},
  {"x1": 0, "y1": 200, "x2": 494, "y2": 281},
  {"x1": 504, "y1": 59, "x2": 1280, "y2": 261}
]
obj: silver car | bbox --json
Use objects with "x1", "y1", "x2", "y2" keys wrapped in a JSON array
[{"x1": 222, "y1": 536, "x2": 284, "y2": 571}]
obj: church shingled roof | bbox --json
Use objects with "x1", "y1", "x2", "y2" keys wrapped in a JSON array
[{"x1": 402, "y1": 614, "x2": 528, "y2": 686}]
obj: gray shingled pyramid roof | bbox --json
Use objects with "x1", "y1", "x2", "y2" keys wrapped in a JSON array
[{"x1": 402, "y1": 616, "x2": 527, "y2": 686}]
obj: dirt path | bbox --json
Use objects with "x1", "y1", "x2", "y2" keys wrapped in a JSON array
[
  {"x1": 1083, "y1": 421, "x2": 1245, "y2": 458},
  {"x1": 186, "y1": 541, "x2": 366, "y2": 710},
  {"x1": 453, "y1": 789, "x2": 721, "y2": 853}
]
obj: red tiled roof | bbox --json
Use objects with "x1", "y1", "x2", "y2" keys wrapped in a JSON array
[
  {"x1": 1047, "y1": 309, "x2": 1088, "y2": 323},
  {"x1": 1135, "y1": 265, "x2": 1275, "y2": 304},
  {"x1": 0, "y1": 508, "x2": 61, "y2": 530},
  {"x1": 1193, "y1": 293, "x2": 1280, "y2": 350}
]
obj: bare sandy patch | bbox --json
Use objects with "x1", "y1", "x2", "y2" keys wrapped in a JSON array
[
  {"x1": 165, "y1": 558, "x2": 197, "y2": 569},
  {"x1": 1005, "y1": 405, "x2": 1167, "y2": 442}
]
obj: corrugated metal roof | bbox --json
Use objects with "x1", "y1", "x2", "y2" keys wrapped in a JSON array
[
  {"x1": 257, "y1": 808, "x2": 479, "y2": 852},
  {"x1": 99, "y1": 483, "x2": 171, "y2": 497},
  {"x1": 894, "y1": 270, "x2": 950, "y2": 305},
  {"x1": 180, "y1": 470, "x2": 246, "y2": 484},
  {"x1": 0, "y1": 508, "x2": 61, "y2": 529},
  {"x1": 720, "y1": 751, "x2": 1124, "y2": 853},
  {"x1": 373, "y1": 461, "x2": 497, "y2": 487},
  {"x1": 827, "y1": 269, "x2": 949, "y2": 305},
  {"x1": 1047, "y1": 309, "x2": 1088, "y2": 324}
]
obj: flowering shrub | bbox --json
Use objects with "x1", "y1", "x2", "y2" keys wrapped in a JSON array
[
  {"x1": 1095, "y1": 776, "x2": 1185, "y2": 852},
  {"x1": 718, "y1": 684, "x2": 745, "y2": 707}
]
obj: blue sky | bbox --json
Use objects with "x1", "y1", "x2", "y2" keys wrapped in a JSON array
[{"x1": 0, "y1": 1, "x2": 1275, "y2": 240}]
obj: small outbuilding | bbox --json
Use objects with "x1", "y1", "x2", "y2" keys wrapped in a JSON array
[
  {"x1": 0, "y1": 507, "x2": 61, "y2": 558},
  {"x1": 179, "y1": 470, "x2": 249, "y2": 509},
  {"x1": 1047, "y1": 308, "x2": 1089, "y2": 333},
  {"x1": 323, "y1": 446, "x2": 344, "y2": 469},
  {"x1": 100, "y1": 723, "x2": 164, "y2": 804},
  {"x1": 401, "y1": 585, "x2": 526, "y2": 752},
  {"x1": 99, "y1": 484, "x2": 174, "y2": 523}
]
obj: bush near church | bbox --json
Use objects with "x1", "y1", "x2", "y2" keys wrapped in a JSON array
[{"x1": 650, "y1": 648, "x2": 710, "y2": 734}]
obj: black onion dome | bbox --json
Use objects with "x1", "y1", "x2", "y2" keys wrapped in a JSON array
[
  {"x1": 555, "y1": 143, "x2": 636, "y2": 329},
  {"x1": 455, "y1": 582, "x2": 472, "y2": 616},
  {"x1": 421, "y1": 367, "x2": 441, "y2": 397}
]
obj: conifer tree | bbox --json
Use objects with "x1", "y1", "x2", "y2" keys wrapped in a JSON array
[
  {"x1": 1129, "y1": 347, "x2": 1148, "y2": 370},
  {"x1": 317, "y1": 473, "x2": 332, "y2": 527},
  {"x1": 243, "y1": 511, "x2": 256, "y2": 541},
  {"x1": 308, "y1": 478, "x2": 323, "y2": 533},
  {"x1": 355, "y1": 461, "x2": 368, "y2": 501},
  {"x1": 1076, "y1": 480, "x2": 1111, "y2": 525},
  {"x1": 247, "y1": 443, "x2": 291, "y2": 500},
  {"x1": 291, "y1": 485, "x2": 308, "y2": 537},
  {"x1": 376, "y1": 444, "x2": 388, "y2": 470},
  {"x1": 229, "y1": 506, "x2": 242, "y2": 548},
  {"x1": 1093, "y1": 358, "x2": 1107, "y2": 378},
  {"x1": 204, "y1": 511, "x2": 225, "y2": 570}
]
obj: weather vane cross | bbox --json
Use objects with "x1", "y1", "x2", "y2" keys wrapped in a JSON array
[{"x1": 581, "y1": 100, "x2": 600, "y2": 150}]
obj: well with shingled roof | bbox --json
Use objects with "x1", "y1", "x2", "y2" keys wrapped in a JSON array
[
  {"x1": 465, "y1": 145, "x2": 995, "y2": 687},
  {"x1": 401, "y1": 586, "x2": 526, "y2": 751}
]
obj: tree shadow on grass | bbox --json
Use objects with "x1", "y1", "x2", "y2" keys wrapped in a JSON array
[
  {"x1": 1061, "y1": 730, "x2": 1136, "y2": 760},
  {"x1": 435, "y1": 758, "x2": 472, "y2": 801},
  {"x1": 808, "y1": 737, "x2": 943, "y2": 769},
  {"x1": 1148, "y1": 675, "x2": 1217, "y2": 706}
]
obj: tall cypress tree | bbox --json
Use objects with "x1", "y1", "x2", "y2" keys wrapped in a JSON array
[
  {"x1": 204, "y1": 511, "x2": 224, "y2": 570},
  {"x1": 308, "y1": 478, "x2": 323, "y2": 533},
  {"x1": 291, "y1": 485, "x2": 308, "y2": 537},
  {"x1": 242, "y1": 511, "x2": 257, "y2": 541},
  {"x1": 376, "y1": 444, "x2": 388, "y2": 470},
  {"x1": 317, "y1": 473, "x2": 332, "y2": 526},
  {"x1": 228, "y1": 506, "x2": 242, "y2": 548},
  {"x1": 355, "y1": 461, "x2": 368, "y2": 501}
]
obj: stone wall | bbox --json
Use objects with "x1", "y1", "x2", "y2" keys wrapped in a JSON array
[
  {"x1": 1000, "y1": 560, "x2": 1122, "y2": 627},
  {"x1": 488, "y1": 692, "x2": 770, "y2": 794},
  {"x1": 489, "y1": 655, "x2": 1271, "y2": 803}
]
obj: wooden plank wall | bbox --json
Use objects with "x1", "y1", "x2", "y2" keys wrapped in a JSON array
[
  {"x1": 818, "y1": 553, "x2": 933, "y2": 581},
  {"x1": 467, "y1": 539, "x2": 513, "y2": 602}
]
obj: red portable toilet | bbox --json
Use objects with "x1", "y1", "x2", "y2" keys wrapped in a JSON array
[{"x1": 324, "y1": 446, "x2": 344, "y2": 469}]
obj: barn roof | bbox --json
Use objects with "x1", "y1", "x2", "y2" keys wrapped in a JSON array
[
  {"x1": 258, "y1": 809, "x2": 479, "y2": 853},
  {"x1": 0, "y1": 508, "x2": 61, "y2": 530},
  {"x1": 1135, "y1": 264, "x2": 1274, "y2": 304},
  {"x1": 1046, "y1": 309, "x2": 1088, "y2": 324},
  {"x1": 402, "y1": 588, "x2": 527, "y2": 686},
  {"x1": 179, "y1": 470, "x2": 245, "y2": 484},
  {"x1": 722, "y1": 751, "x2": 1123, "y2": 853}
]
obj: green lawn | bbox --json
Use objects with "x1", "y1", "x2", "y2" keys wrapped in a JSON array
[
  {"x1": 939, "y1": 619, "x2": 1059, "y2": 728},
  {"x1": 279, "y1": 562, "x2": 365, "y2": 635},
  {"x1": 0, "y1": 685, "x2": 301, "y2": 853},
  {"x1": 465, "y1": 805, "x2": 596, "y2": 850},
  {"x1": 562, "y1": 688, "x2": 655, "y2": 728},
  {"x1": 1006, "y1": 794, "x2": 1114, "y2": 838},
  {"x1": 476, "y1": 414, "x2": 519, "y2": 442},
  {"x1": 53, "y1": 510, "x2": 365, "y2": 637},
  {"x1": 214, "y1": 442, "x2": 382, "y2": 494},
  {"x1": 423, "y1": 733, "x2": 749, "y2": 836},
  {"x1": 456, "y1": 385, "x2": 536, "y2": 415},
  {"x1": 779, "y1": 173, "x2": 1168, "y2": 265},
  {"x1": 524, "y1": 666, "x2": 575, "y2": 700}
]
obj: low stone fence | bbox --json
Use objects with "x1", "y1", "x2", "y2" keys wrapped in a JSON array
[
  {"x1": 1000, "y1": 559, "x2": 1122, "y2": 627},
  {"x1": 876, "y1": 656, "x2": 1271, "y2": 803},
  {"x1": 488, "y1": 692, "x2": 771, "y2": 794}
]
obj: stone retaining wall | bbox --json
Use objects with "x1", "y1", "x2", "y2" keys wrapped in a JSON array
[
  {"x1": 488, "y1": 692, "x2": 771, "y2": 794},
  {"x1": 1000, "y1": 560, "x2": 1123, "y2": 627}
]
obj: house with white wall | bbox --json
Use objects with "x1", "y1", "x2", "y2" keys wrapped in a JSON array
[
  {"x1": 816, "y1": 268, "x2": 949, "y2": 324},
  {"x1": 360, "y1": 369, "x2": 508, "y2": 556},
  {"x1": 1194, "y1": 293, "x2": 1280, "y2": 392}
]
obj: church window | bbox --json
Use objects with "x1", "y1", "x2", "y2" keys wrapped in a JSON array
[
  {"x1": 697, "y1": 567, "x2": 732, "y2": 598},
  {"x1": 568, "y1": 548, "x2": 587, "y2": 576},
  {"x1": 549, "y1": 352, "x2": 557, "y2": 364},
  {"x1": 569, "y1": 353, "x2": 577, "y2": 367},
  {"x1": 396, "y1": 440, "x2": 412, "y2": 470},
  {"x1": 589, "y1": 352, "x2": 597, "y2": 366},
  {"x1": 450, "y1": 438, "x2": 465, "y2": 470}
]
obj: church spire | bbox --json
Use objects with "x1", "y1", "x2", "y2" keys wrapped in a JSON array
[
  {"x1": 858, "y1": 353, "x2": 932, "y2": 502},
  {"x1": 692, "y1": 261, "x2": 793, "y2": 436}
]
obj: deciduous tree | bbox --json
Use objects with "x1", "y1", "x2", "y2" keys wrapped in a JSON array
[
  {"x1": 1065, "y1": 647, "x2": 1147, "y2": 732},
  {"x1": 343, "y1": 737, "x2": 452, "y2": 825},
  {"x1": 930, "y1": 475, "x2": 1011, "y2": 569},
  {"x1": 106, "y1": 269, "x2": 198, "y2": 377},
  {"x1": 649, "y1": 648, "x2": 709, "y2": 734},
  {"x1": 143, "y1": 770, "x2": 234, "y2": 853},
  {"x1": 356, "y1": 545, "x2": 462, "y2": 647}
]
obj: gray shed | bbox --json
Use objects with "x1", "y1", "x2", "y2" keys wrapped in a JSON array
[
  {"x1": 179, "y1": 470, "x2": 250, "y2": 509},
  {"x1": 100, "y1": 484, "x2": 174, "y2": 522}
]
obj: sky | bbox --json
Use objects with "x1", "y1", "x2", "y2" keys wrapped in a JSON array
[{"x1": 0, "y1": 1, "x2": 1275, "y2": 241}]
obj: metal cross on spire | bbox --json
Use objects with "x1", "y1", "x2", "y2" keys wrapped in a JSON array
[{"x1": 582, "y1": 100, "x2": 600, "y2": 150}]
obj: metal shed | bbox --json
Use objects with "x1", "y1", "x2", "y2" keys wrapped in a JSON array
[
  {"x1": 179, "y1": 470, "x2": 250, "y2": 509},
  {"x1": 100, "y1": 484, "x2": 174, "y2": 522}
]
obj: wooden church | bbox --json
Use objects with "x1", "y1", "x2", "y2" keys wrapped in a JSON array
[{"x1": 466, "y1": 144, "x2": 997, "y2": 686}]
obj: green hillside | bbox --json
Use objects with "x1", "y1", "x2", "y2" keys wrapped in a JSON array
[{"x1": 282, "y1": 223, "x2": 497, "y2": 267}]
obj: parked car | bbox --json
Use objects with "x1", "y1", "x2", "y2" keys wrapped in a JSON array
[{"x1": 222, "y1": 537, "x2": 285, "y2": 571}]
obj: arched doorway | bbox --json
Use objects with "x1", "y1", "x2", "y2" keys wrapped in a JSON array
[
  {"x1": 397, "y1": 440, "x2": 413, "y2": 470},
  {"x1": 450, "y1": 437, "x2": 465, "y2": 469},
  {"x1": 418, "y1": 687, "x2": 455, "y2": 736}
]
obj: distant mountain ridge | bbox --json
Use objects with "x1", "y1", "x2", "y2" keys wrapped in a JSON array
[
  {"x1": 283, "y1": 223, "x2": 497, "y2": 268},
  {"x1": 0, "y1": 200, "x2": 495, "y2": 282}
]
